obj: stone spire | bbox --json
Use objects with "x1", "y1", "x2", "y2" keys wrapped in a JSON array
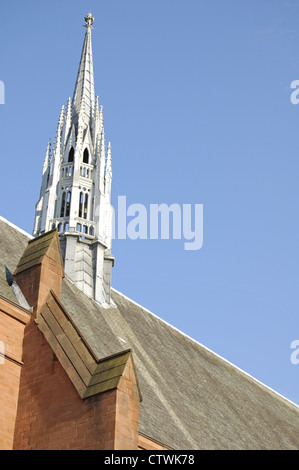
[
  {"x1": 72, "y1": 12, "x2": 95, "y2": 129},
  {"x1": 33, "y1": 14, "x2": 114, "y2": 306}
]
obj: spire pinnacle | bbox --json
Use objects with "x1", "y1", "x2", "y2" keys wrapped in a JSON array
[
  {"x1": 106, "y1": 142, "x2": 112, "y2": 176},
  {"x1": 72, "y1": 13, "x2": 95, "y2": 127},
  {"x1": 42, "y1": 139, "x2": 51, "y2": 175},
  {"x1": 84, "y1": 12, "x2": 94, "y2": 29}
]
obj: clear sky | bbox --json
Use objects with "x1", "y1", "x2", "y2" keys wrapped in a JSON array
[{"x1": 0, "y1": 0, "x2": 299, "y2": 405}]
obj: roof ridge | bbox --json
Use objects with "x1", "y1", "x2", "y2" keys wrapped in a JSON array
[
  {"x1": 0, "y1": 216, "x2": 33, "y2": 240},
  {"x1": 111, "y1": 287, "x2": 299, "y2": 412}
]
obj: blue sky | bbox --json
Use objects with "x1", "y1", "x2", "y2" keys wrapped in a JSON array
[{"x1": 1, "y1": 0, "x2": 299, "y2": 405}]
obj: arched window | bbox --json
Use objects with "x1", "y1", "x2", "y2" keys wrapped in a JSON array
[
  {"x1": 60, "y1": 192, "x2": 66, "y2": 217},
  {"x1": 68, "y1": 147, "x2": 74, "y2": 162},
  {"x1": 83, "y1": 193, "x2": 88, "y2": 219},
  {"x1": 83, "y1": 148, "x2": 89, "y2": 164},
  {"x1": 79, "y1": 192, "x2": 83, "y2": 218},
  {"x1": 65, "y1": 191, "x2": 71, "y2": 217}
]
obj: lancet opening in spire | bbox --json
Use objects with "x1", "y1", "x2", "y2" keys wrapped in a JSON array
[{"x1": 72, "y1": 13, "x2": 96, "y2": 127}]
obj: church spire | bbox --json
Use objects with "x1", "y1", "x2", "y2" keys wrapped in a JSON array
[
  {"x1": 72, "y1": 12, "x2": 95, "y2": 128},
  {"x1": 33, "y1": 13, "x2": 114, "y2": 306}
]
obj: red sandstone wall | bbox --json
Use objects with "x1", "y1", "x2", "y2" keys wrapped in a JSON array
[
  {"x1": 13, "y1": 317, "x2": 141, "y2": 450},
  {"x1": 115, "y1": 356, "x2": 140, "y2": 450},
  {"x1": 0, "y1": 298, "x2": 30, "y2": 450},
  {"x1": 13, "y1": 318, "x2": 120, "y2": 450},
  {"x1": 8, "y1": 232, "x2": 162, "y2": 450},
  {"x1": 15, "y1": 259, "x2": 63, "y2": 314}
]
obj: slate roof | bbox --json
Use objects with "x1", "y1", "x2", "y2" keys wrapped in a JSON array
[
  {"x1": 0, "y1": 218, "x2": 33, "y2": 304},
  {"x1": 1, "y1": 216, "x2": 299, "y2": 450}
]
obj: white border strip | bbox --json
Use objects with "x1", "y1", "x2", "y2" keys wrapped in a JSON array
[{"x1": 112, "y1": 287, "x2": 299, "y2": 410}]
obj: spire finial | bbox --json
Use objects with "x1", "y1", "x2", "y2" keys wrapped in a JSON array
[{"x1": 84, "y1": 12, "x2": 94, "y2": 29}]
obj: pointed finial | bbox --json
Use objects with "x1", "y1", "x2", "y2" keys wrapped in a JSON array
[
  {"x1": 65, "y1": 97, "x2": 72, "y2": 120},
  {"x1": 106, "y1": 142, "x2": 112, "y2": 170},
  {"x1": 84, "y1": 12, "x2": 94, "y2": 29},
  {"x1": 105, "y1": 142, "x2": 112, "y2": 187},
  {"x1": 42, "y1": 139, "x2": 51, "y2": 175},
  {"x1": 58, "y1": 105, "x2": 65, "y2": 126},
  {"x1": 99, "y1": 104, "x2": 104, "y2": 127},
  {"x1": 95, "y1": 95, "x2": 100, "y2": 114}
]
